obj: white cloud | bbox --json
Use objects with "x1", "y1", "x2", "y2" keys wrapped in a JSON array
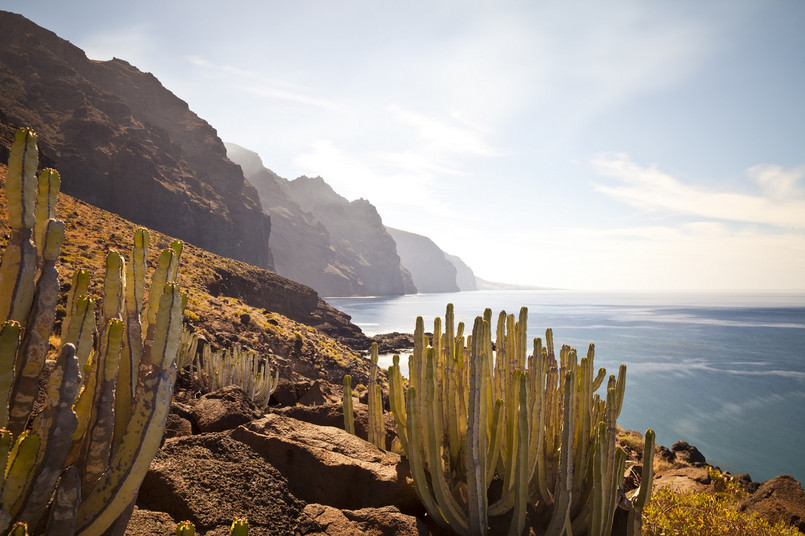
[
  {"x1": 748, "y1": 164, "x2": 805, "y2": 199},
  {"x1": 592, "y1": 154, "x2": 805, "y2": 229},
  {"x1": 385, "y1": 105, "x2": 506, "y2": 158},
  {"x1": 187, "y1": 55, "x2": 339, "y2": 110}
]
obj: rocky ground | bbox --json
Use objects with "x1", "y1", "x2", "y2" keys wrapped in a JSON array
[{"x1": 125, "y1": 378, "x2": 805, "y2": 536}]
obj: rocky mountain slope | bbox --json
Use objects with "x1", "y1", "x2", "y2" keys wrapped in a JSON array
[
  {"x1": 227, "y1": 143, "x2": 416, "y2": 297},
  {"x1": 0, "y1": 161, "x2": 375, "y2": 390},
  {"x1": 0, "y1": 10, "x2": 273, "y2": 271},
  {"x1": 386, "y1": 227, "x2": 460, "y2": 293}
]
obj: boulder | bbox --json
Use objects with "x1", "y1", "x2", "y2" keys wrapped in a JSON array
[
  {"x1": 739, "y1": 474, "x2": 805, "y2": 532},
  {"x1": 231, "y1": 413, "x2": 421, "y2": 513},
  {"x1": 138, "y1": 433, "x2": 305, "y2": 535},
  {"x1": 652, "y1": 466, "x2": 714, "y2": 494},
  {"x1": 274, "y1": 402, "x2": 399, "y2": 451},
  {"x1": 671, "y1": 441, "x2": 706, "y2": 465},
  {"x1": 299, "y1": 504, "x2": 429, "y2": 536},
  {"x1": 192, "y1": 385, "x2": 261, "y2": 433},
  {"x1": 124, "y1": 507, "x2": 178, "y2": 536},
  {"x1": 163, "y1": 413, "x2": 193, "y2": 438}
]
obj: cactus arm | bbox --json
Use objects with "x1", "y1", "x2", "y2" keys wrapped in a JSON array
[
  {"x1": 543, "y1": 371, "x2": 575, "y2": 536},
  {"x1": 507, "y1": 372, "x2": 529, "y2": 536},
  {"x1": 80, "y1": 320, "x2": 123, "y2": 492},
  {"x1": 627, "y1": 429, "x2": 655, "y2": 536},
  {"x1": 142, "y1": 249, "x2": 174, "y2": 346},
  {"x1": 405, "y1": 387, "x2": 456, "y2": 534},
  {"x1": 62, "y1": 296, "x2": 97, "y2": 371},
  {"x1": 61, "y1": 270, "x2": 90, "y2": 340},
  {"x1": 34, "y1": 169, "x2": 60, "y2": 259},
  {"x1": 0, "y1": 129, "x2": 38, "y2": 324},
  {"x1": 45, "y1": 467, "x2": 80, "y2": 536},
  {"x1": 343, "y1": 375, "x2": 355, "y2": 435},
  {"x1": 74, "y1": 285, "x2": 181, "y2": 536},
  {"x1": 7, "y1": 221, "x2": 64, "y2": 437},
  {"x1": 114, "y1": 230, "x2": 149, "y2": 453},
  {"x1": 387, "y1": 355, "x2": 409, "y2": 454},
  {"x1": 0, "y1": 322, "x2": 22, "y2": 429},
  {"x1": 1, "y1": 431, "x2": 41, "y2": 522},
  {"x1": 423, "y1": 349, "x2": 470, "y2": 534},
  {"x1": 17, "y1": 344, "x2": 81, "y2": 528},
  {"x1": 102, "y1": 252, "x2": 126, "y2": 325},
  {"x1": 367, "y1": 343, "x2": 383, "y2": 448},
  {"x1": 465, "y1": 317, "x2": 488, "y2": 536}
]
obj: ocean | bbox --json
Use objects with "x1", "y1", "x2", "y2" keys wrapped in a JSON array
[{"x1": 327, "y1": 290, "x2": 805, "y2": 483}]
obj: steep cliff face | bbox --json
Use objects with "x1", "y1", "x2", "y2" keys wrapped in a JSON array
[
  {"x1": 385, "y1": 227, "x2": 460, "y2": 294},
  {"x1": 284, "y1": 176, "x2": 416, "y2": 296},
  {"x1": 445, "y1": 253, "x2": 478, "y2": 291},
  {"x1": 0, "y1": 11, "x2": 273, "y2": 270},
  {"x1": 226, "y1": 143, "x2": 357, "y2": 297}
]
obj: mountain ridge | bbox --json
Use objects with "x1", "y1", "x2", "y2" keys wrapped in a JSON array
[{"x1": 0, "y1": 10, "x2": 273, "y2": 271}]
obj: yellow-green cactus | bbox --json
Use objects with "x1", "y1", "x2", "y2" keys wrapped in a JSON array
[
  {"x1": 388, "y1": 304, "x2": 654, "y2": 536},
  {"x1": 0, "y1": 127, "x2": 185, "y2": 535}
]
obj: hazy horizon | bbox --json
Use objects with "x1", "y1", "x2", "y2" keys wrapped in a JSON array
[{"x1": 5, "y1": 1, "x2": 804, "y2": 291}]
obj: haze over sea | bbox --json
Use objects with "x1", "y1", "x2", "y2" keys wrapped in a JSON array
[{"x1": 328, "y1": 289, "x2": 805, "y2": 483}]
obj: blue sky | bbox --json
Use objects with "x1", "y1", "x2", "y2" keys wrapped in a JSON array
[{"x1": 6, "y1": 1, "x2": 805, "y2": 289}]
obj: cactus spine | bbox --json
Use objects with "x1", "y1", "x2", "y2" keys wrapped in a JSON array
[
  {"x1": 386, "y1": 304, "x2": 654, "y2": 535},
  {"x1": 0, "y1": 128, "x2": 184, "y2": 535}
]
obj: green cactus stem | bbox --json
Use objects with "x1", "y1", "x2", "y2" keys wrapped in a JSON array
[
  {"x1": 367, "y1": 342, "x2": 384, "y2": 449},
  {"x1": 343, "y1": 374, "x2": 355, "y2": 435}
]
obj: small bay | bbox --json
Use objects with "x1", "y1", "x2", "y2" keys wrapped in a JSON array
[{"x1": 327, "y1": 289, "x2": 805, "y2": 483}]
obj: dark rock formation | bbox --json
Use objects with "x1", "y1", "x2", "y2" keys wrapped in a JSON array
[
  {"x1": 739, "y1": 474, "x2": 805, "y2": 532},
  {"x1": 191, "y1": 385, "x2": 261, "y2": 433},
  {"x1": 671, "y1": 440, "x2": 707, "y2": 466},
  {"x1": 445, "y1": 252, "x2": 478, "y2": 291},
  {"x1": 386, "y1": 227, "x2": 459, "y2": 293},
  {"x1": 226, "y1": 143, "x2": 416, "y2": 297},
  {"x1": 0, "y1": 11, "x2": 273, "y2": 271},
  {"x1": 138, "y1": 433, "x2": 306, "y2": 535}
]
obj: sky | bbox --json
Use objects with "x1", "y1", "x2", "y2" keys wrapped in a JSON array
[{"x1": 5, "y1": 1, "x2": 805, "y2": 290}]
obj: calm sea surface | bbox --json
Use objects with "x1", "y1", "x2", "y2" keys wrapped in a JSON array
[{"x1": 327, "y1": 290, "x2": 805, "y2": 483}]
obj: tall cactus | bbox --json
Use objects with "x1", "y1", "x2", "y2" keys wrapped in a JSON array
[
  {"x1": 0, "y1": 127, "x2": 184, "y2": 535},
  {"x1": 387, "y1": 304, "x2": 654, "y2": 535}
]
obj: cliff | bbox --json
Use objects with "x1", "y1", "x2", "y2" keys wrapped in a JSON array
[
  {"x1": 445, "y1": 253, "x2": 478, "y2": 291},
  {"x1": 227, "y1": 143, "x2": 416, "y2": 297},
  {"x1": 285, "y1": 177, "x2": 416, "y2": 297},
  {"x1": 0, "y1": 11, "x2": 273, "y2": 270},
  {"x1": 386, "y1": 227, "x2": 460, "y2": 293},
  {"x1": 226, "y1": 143, "x2": 359, "y2": 297}
]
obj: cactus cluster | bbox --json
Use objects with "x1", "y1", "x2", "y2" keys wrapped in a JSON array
[
  {"x1": 0, "y1": 128, "x2": 184, "y2": 535},
  {"x1": 386, "y1": 304, "x2": 655, "y2": 536},
  {"x1": 178, "y1": 330, "x2": 279, "y2": 409}
]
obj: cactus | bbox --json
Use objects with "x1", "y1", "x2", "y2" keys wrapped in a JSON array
[
  {"x1": 387, "y1": 304, "x2": 654, "y2": 536},
  {"x1": 0, "y1": 128, "x2": 184, "y2": 535},
  {"x1": 366, "y1": 342, "x2": 384, "y2": 449},
  {"x1": 343, "y1": 374, "x2": 355, "y2": 434},
  {"x1": 178, "y1": 330, "x2": 279, "y2": 409}
]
